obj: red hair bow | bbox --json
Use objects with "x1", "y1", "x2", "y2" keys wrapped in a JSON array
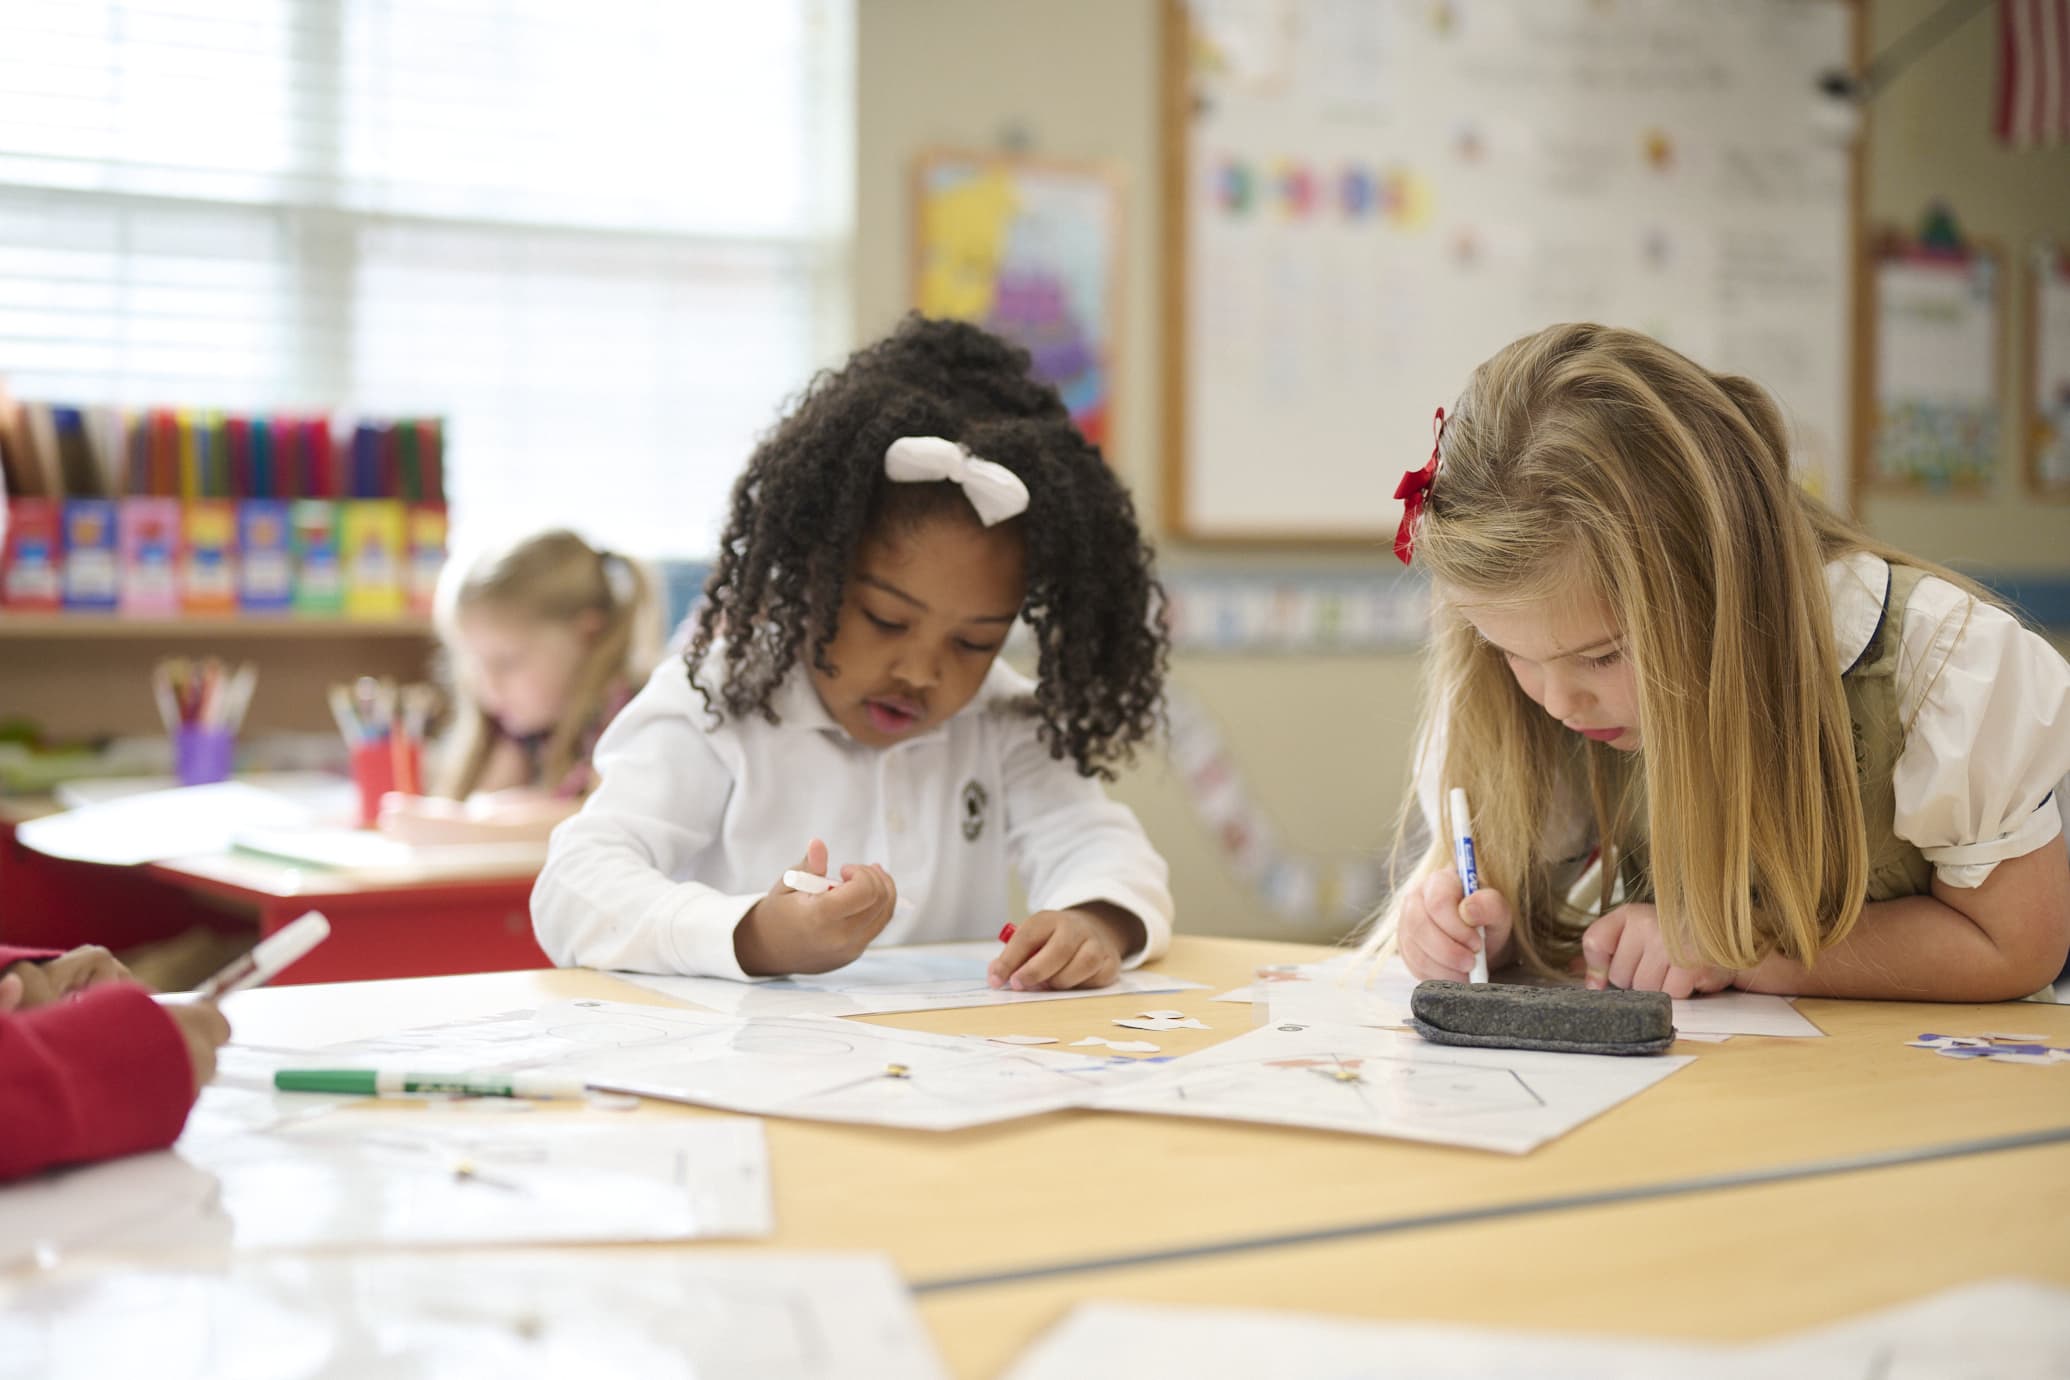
[{"x1": 1393, "y1": 406, "x2": 1445, "y2": 566}]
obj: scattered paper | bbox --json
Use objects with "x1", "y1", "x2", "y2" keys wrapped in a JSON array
[
  {"x1": 1092, "y1": 1019, "x2": 1692, "y2": 1154},
  {"x1": 16, "y1": 780, "x2": 345, "y2": 866},
  {"x1": 231, "y1": 827, "x2": 546, "y2": 882},
  {"x1": 0, "y1": 1250, "x2": 946, "y2": 1380},
  {"x1": 1673, "y1": 1032, "x2": 1733, "y2": 1044},
  {"x1": 298, "y1": 999, "x2": 1131, "y2": 1133},
  {"x1": 1261, "y1": 958, "x2": 1824, "y2": 1039},
  {"x1": 983, "y1": 1035, "x2": 1060, "y2": 1046},
  {"x1": 1073, "y1": 1037, "x2": 1161, "y2": 1053},
  {"x1": 1001, "y1": 1281, "x2": 2070, "y2": 1380},
  {"x1": 0, "y1": 1083, "x2": 775, "y2": 1267},
  {"x1": 1910, "y1": 1033, "x2": 2070, "y2": 1065},
  {"x1": 618, "y1": 942, "x2": 1204, "y2": 1018}
]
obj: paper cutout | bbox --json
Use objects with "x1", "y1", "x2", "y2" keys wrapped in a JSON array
[
  {"x1": 1072, "y1": 1036, "x2": 1161, "y2": 1053},
  {"x1": 619, "y1": 942, "x2": 1204, "y2": 1018},
  {"x1": 983, "y1": 1034, "x2": 1061, "y2": 1046}
]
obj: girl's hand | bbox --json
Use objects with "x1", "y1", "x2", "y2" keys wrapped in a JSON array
[
  {"x1": 1581, "y1": 904, "x2": 1734, "y2": 998},
  {"x1": 2, "y1": 945, "x2": 136, "y2": 1010},
  {"x1": 165, "y1": 1000, "x2": 231, "y2": 1100},
  {"x1": 733, "y1": 839, "x2": 898, "y2": 977},
  {"x1": 1399, "y1": 868, "x2": 1514, "y2": 981},
  {"x1": 988, "y1": 903, "x2": 1143, "y2": 991}
]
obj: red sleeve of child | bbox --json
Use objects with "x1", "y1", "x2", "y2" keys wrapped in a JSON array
[
  {"x1": 0, "y1": 984, "x2": 198, "y2": 1180},
  {"x1": 0, "y1": 946, "x2": 61, "y2": 966}
]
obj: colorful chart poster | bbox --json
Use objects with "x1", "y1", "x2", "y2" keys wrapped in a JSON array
[{"x1": 915, "y1": 152, "x2": 1122, "y2": 448}]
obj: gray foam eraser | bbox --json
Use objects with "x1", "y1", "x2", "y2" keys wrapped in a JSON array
[{"x1": 1410, "y1": 980, "x2": 1675, "y2": 1056}]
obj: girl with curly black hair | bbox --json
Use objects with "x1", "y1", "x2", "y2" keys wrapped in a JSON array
[{"x1": 533, "y1": 316, "x2": 1174, "y2": 989}]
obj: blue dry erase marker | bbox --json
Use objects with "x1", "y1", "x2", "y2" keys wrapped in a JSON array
[{"x1": 1449, "y1": 787, "x2": 1488, "y2": 983}]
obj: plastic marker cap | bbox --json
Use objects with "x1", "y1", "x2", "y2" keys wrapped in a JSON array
[{"x1": 782, "y1": 870, "x2": 837, "y2": 894}]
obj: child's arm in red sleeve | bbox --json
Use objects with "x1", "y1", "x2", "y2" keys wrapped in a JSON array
[{"x1": 0, "y1": 984, "x2": 197, "y2": 1180}]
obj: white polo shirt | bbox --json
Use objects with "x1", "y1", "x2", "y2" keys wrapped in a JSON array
[{"x1": 531, "y1": 648, "x2": 1174, "y2": 980}]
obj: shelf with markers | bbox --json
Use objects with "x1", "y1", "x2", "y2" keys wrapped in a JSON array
[{"x1": 0, "y1": 394, "x2": 448, "y2": 624}]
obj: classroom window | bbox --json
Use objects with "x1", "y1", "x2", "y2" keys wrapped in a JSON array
[{"x1": 0, "y1": 0, "x2": 855, "y2": 557}]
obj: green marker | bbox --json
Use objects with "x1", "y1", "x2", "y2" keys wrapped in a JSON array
[{"x1": 274, "y1": 1069, "x2": 591, "y2": 1099}]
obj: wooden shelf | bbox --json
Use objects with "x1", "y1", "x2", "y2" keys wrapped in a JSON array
[{"x1": 0, "y1": 614, "x2": 434, "y2": 640}]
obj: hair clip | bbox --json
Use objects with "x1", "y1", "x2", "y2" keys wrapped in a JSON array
[{"x1": 1392, "y1": 407, "x2": 1446, "y2": 566}]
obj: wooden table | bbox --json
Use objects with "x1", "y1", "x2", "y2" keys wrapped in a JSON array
[{"x1": 212, "y1": 936, "x2": 2070, "y2": 1376}]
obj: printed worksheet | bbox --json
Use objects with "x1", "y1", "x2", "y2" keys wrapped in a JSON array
[
  {"x1": 0, "y1": 1250, "x2": 945, "y2": 1380},
  {"x1": 616, "y1": 942, "x2": 1204, "y2": 1017},
  {"x1": 1004, "y1": 1281, "x2": 2070, "y2": 1380},
  {"x1": 1092, "y1": 1019, "x2": 1693, "y2": 1154}
]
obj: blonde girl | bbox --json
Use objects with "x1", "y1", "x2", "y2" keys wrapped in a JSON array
[
  {"x1": 1370, "y1": 323, "x2": 2070, "y2": 1002},
  {"x1": 380, "y1": 529, "x2": 660, "y2": 844}
]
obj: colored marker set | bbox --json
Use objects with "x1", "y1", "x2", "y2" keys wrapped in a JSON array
[
  {"x1": 329, "y1": 677, "x2": 438, "y2": 826},
  {"x1": 0, "y1": 398, "x2": 447, "y2": 621},
  {"x1": 154, "y1": 657, "x2": 259, "y2": 787}
]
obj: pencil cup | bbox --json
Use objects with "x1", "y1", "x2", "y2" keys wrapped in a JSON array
[
  {"x1": 349, "y1": 739, "x2": 420, "y2": 827},
  {"x1": 173, "y1": 725, "x2": 237, "y2": 787}
]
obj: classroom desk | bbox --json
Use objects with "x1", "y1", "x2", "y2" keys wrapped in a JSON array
[
  {"x1": 215, "y1": 936, "x2": 2070, "y2": 1376},
  {"x1": 143, "y1": 850, "x2": 547, "y2": 983},
  {"x1": 0, "y1": 793, "x2": 546, "y2": 982}
]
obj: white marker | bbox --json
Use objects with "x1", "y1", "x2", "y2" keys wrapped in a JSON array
[
  {"x1": 194, "y1": 911, "x2": 332, "y2": 1000},
  {"x1": 782, "y1": 869, "x2": 839, "y2": 895},
  {"x1": 1449, "y1": 788, "x2": 1488, "y2": 984}
]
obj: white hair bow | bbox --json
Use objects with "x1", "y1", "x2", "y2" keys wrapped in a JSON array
[{"x1": 883, "y1": 436, "x2": 1030, "y2": 527}]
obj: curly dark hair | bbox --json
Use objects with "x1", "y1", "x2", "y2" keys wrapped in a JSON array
[{"x1": 685, "y1": 314, "x2": 1167, "y2": 780}]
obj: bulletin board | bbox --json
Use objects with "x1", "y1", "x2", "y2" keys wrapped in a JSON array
[
  {"x1": 1161, "y1": 0, "x2": 1862, "y2": 543},
  {"x1": 2027, "y1": 243, "x2": 2070, "y2": 499},
  {"x1": 1861, "y1": 234, "x2": 2004, "y2": 494},
  {"x1": 912, "y1": 150, "x2": 1124, "y2": 448}
]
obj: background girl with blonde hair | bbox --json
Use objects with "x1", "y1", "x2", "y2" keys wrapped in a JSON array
[
  {"x1": 380, "y1": 528, "x2": 660, "y2": 845},
  {"x1": 1371, "y1": 322, "x2": 2070, "y2": 1002}
]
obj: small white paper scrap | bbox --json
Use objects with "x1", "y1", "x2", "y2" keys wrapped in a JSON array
[
  {"x1": 1072, "y1": 1036, "x2": 1160, "y2": 1053},
  {"x1": 1115, "y1": 1016, "x2": 1208, "y2": 1032},
  {"x1": 984, "y1": 1035, "x2": 1060, "y2": 1046}
]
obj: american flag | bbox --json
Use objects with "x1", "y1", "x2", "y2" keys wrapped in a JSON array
[{"x1": 1997, "y1": 0, "x2": 2070, "y2": 146}]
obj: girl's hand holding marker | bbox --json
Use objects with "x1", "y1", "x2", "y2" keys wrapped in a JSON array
[{"x1": 734, "y1": 838, "x2": 897, "y2": 976}]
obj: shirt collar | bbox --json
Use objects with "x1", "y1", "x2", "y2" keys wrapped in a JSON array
[{"x1": 1826, "y1": 551, "x2": 1891, "y2": 673}]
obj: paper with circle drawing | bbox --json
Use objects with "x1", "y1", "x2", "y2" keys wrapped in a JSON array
[
  {"x1": 0, "y1": 1249, "x2": 946, "y2": 1380},
  {"x1": 1091, "y1": 1019, "x2": 1693, "y2": 1154},
  {"x1": 1001, "y1": 1281, "x2": 2070, "y2": 1380},
  {"x1": 279, "y1": 999, "x2": 1146, "y2": 1132},
  {"x1": 615, "y1": 941, "x2": 1205, "y2": 1017}
]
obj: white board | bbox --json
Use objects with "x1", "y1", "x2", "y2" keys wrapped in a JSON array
[{"x1": 1177, "y1": 0, "x2": 1856, "y2": 536}]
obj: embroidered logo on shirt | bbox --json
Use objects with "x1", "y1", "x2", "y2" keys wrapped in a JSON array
[{"x1": 961, "y1": 779, "x2": 989, "y2": 842}]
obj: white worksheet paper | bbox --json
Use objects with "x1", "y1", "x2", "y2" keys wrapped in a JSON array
[
  {"x1": 290, "y1": 999, "x2": 1134, "y2": 1133},
  {"x1": 615, "y1": 941, "x2": 1205, "y2": 1017},
  {"x1": 1257, "y1": 957, "x2": 1822, "y2": 1039},
  {"x1": 1092, "y1": 1019, "x2": 1692, "y2": 1154},
  {"x1": 0, "y1": 1075, "x2": 772, "y2": 1265},
  {"x1": 0, "y1": 1250, "x2": 945, "y2": 1380},
  {"x1": 1003, "y1": 1281, "x2": 2070, "y2": 1380}
]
